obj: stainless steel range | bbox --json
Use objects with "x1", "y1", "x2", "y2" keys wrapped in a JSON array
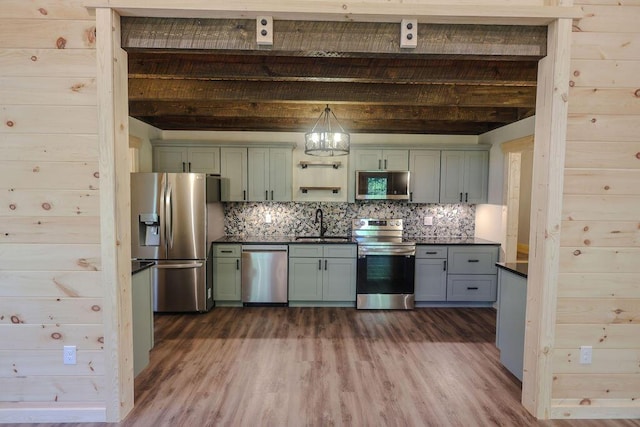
[{"x1": 352, "y1": 218, "x2": 416, "y2": 310}]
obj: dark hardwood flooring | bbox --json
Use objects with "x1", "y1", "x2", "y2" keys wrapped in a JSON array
[{"x1": 13, "y1": 307, "x2": 640, "y2": 426}]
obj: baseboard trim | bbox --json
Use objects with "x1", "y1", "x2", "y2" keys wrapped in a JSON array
[{"x1": 550, "y1": 399, "x2": 640, "y2": 419}]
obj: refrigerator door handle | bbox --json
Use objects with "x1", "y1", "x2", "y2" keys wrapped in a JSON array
[
  {"x1": 166, "y1": 183, "x2": 174, "y2": 249},
  {"x1": 155, "y1": 262, "x2": 204, "y2": 269}
]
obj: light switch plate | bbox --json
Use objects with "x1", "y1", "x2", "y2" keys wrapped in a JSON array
[
  {"x1": 424, "y1": 216, "x2": 433, "y2": 226},
  {"x1": 579, "y1": 345, "x2": 592, "y2": 364}
]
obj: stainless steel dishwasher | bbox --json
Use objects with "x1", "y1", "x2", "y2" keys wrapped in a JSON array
[{"x1": 241, "y1": 245, "x2": 288, "y2": 306}]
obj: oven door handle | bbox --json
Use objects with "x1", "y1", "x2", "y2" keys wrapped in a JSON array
[{"x1": 358, "y1": 250, "x2": 416, "y2": 257}]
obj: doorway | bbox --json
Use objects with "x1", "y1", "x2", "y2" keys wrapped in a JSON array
[
  {"x1": 502, "y1": 135, "x2": 534, "y2": 263},
  {"x1": 96, "y1": 7, "x2": 572, "y2": 421}
]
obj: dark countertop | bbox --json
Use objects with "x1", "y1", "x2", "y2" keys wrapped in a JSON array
[
  {"x1": 496, "y1": 262, "x2": 528, "y2": 278},
  {"x1": 132, "y1": 261, "x2": 155, "y2": 274},
  {"x1": 214, "y1": 235, "x2": 356, "y2": 244},
  {"x1": 411, "y1": 237, "x2": 500, "y2": 245},
  {"x1": 214, "y1": 235, "x2": 499, "y2": 245}
]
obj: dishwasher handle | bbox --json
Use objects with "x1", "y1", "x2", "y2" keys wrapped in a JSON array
[{"x1": 242, "y1": 245, "x2": 288, "y2": 253}]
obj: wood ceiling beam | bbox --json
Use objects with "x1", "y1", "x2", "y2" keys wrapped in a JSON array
[
  {"x1": 128, "y1": 79, "x2": 536, "y2": 108},
  {"x1": 135, "y1": 115, "x2": 499, "y2": 134},
  {"x1": 121, "y1": 18, "x2": 546, "y2": 58},
  {"x1": 128, "y1": 53, "x2": 538, "y2": 86},
  {"x1": 128, "y1": 101, "x2": 522, "y2": 123}
]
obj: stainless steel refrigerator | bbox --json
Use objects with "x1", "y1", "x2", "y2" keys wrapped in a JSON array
[{"x1": 131, "y1": 173, "x2": 224, "y2": 312}]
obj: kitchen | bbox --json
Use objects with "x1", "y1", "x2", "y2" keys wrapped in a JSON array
[
  {"x1": 126, "y1": 17, "x2": 535, "y2": 424},
  {"x1": 3, "y1": 1, "x2": 637, "y2": 423}
]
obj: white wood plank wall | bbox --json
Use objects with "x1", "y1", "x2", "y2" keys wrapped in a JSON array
[
  {"x1": 553, "y1": 0, "x2": 640, "y2": 418},
  {"x1": 0, "y1": 0, "x2": 638, "y2": 422},
  {"x1": 0, "y1": 0, "x2": 106, "y2": 422}
]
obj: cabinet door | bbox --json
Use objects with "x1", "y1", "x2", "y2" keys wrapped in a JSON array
[
  {"x1": 220, "y1": 147, "x2": 248, "y2": 201},
  {"x1": 409, "y1": 150, "x2": 440, "y2": 203},
  {"x1": 288, "y1": 257, "x2": 323, "y2": 300},
  {"x1": 153, "y1": 146, "x2": 187, "y2": 172},
  {"x1": 187, "y1": 147, "x2": 220, "y2": 174},
  {"x1": 382, "y1": 149, "x2": 409, "y2": 170},
  {"x1": 269, "y1": 148, "x2": 292, "y2": 201},
  {"x1": 439, "y1": 151, "x2": 465, "y2": 203},
  {"x1": 213, "y1": 257, "x2": 241, "y2": 301},
  {"x1": 354, "y1": 149, "x2": 383, "y2": 170},
  {"x1": 248, "y1": 147, "x2": 270, "y2": 201},
  {"x1": 414, "y1": 258, "x2": 447, "y2": 301},
  {"x1": 132, "y1": 268, "x2": 152, "y2": 377},
  {"x1": 323, "y1": 258, "x2": 356, "y2": 301},
  {"x1": 463, "y1": 151, "x2": 489, "y2": 204}
]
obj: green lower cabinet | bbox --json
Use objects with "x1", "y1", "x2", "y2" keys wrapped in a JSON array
[
  {"x1": 288, "y1": 244, "x2": 356, "y2": 304},
  {"x1": 213, "y1": 256, "x2": 241, "y2": 302},
  {"x1": 322, "y1": 258, "x2": 357, "y2": 301},
  {"x1": 414, "y1": 258, "x2": 447, "y2": 301},
  {"x1": 288, "y1": 257, "x2": 323, "y2": 300}
]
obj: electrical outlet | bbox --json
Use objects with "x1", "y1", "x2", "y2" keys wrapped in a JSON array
[
  {"x1": 63, "y1": 345, "x2": 76, "y2": 365},
  {"x1": 256, "y1": 16, "x2": 273, "y2": 46},
  {"x1": 423, "y1": 216, "x2": 433, "y2": 226},
  {"x1": 265, "y1": 213, "x2": 272, "y2": 223},
  {"x1": 579, "y1": 345, "x2": 592, "y2": 364},
  {"x1": 400, "y1": 19, "x2": 418, "y2": 48}
]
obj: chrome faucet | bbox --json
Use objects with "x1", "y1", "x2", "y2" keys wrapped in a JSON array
[{"x1": 315, "y1": 208, "x2": 328, "y2": 237}]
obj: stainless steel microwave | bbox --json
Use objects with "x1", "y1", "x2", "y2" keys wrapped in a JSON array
[{"x1": 355, "y1": 170, "x2": 410, "y2": 200}]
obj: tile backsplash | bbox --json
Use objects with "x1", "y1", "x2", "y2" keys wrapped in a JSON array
[{"x1": 223, "y1": 201, "x2": 475, "y2": 237}]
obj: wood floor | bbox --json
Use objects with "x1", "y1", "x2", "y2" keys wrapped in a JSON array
[{"x1": 13, "y1": 307, "x2": 640, "y2": 426}]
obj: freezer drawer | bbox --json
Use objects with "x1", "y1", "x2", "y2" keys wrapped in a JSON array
[
  {"x1": 152, "y1": 261, "x2": 211, "y2": 312},
  {"x1": 241, "y1": 245, "x2": 288, "y2": 304}
]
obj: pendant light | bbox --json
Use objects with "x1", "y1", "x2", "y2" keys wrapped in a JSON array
[{"x1": 304, "y1": 105, "x2": 350, "y2": 156}]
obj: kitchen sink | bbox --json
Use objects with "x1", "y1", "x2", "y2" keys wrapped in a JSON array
[{"x1": 294, "y1": 236, "x2": 352, "y2": 243}]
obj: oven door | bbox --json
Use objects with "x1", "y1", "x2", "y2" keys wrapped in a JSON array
[{"x1": 357, "y1": 253, "x2": 415, "y2": 295}]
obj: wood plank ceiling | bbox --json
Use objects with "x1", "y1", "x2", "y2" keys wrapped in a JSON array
[{"x1": 121, "y1": 18, "x2": 545, "y2": 135}]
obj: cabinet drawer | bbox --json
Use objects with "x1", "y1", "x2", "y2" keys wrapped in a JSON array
[
  {"x1": 415, "y1": 246, "x2": 447, "y2": 259},
  {"x1": 324, "y1": 244, "x2": 356, "y2": 258},
  {"x1": 213, "y1": 244, "x2": 241, "y2": 257},
  {"x1": 447, "y1": 275, "x2": 497, "y2": 302},
  {"x1": 288, "y1": 244, "x2": 323, "y2": 258},
  {"x1": 447, "y1": 246, "x2": 498, "y2": 275}
]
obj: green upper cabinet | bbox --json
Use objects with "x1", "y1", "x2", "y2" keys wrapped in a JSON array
[
  {"x1": 220, "y1": 147, "x2": 249, "y2": 202},
  {"x1": 153, "y1": 146, "x2": 220, "y2": 174},
  {"x1": 353, "y1": 149, "x2": 409, "y2": 171},
  {"x1": 247, "y1": 147, "x2": 292, "y2": 201},
  {"x1": 439, "y1": 150, "x2": 489, "y2": 204},
  {"x1": 408, "y1": 150, "x2": 441, "y2": 203},
  {"x1": 155, "y1": 144, "x2": 292, "y2": 202}
]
